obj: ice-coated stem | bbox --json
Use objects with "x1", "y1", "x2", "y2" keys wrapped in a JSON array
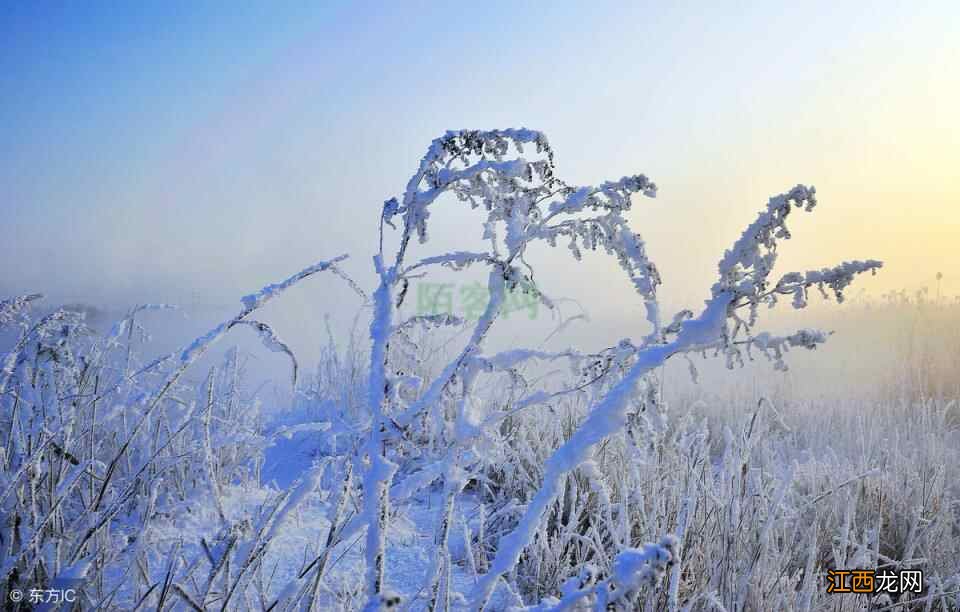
[
  {"x1": 362, "y1": 255, "x2": 399, "y2": 610},
  {"x1": 469, "y1": 293, "x2": 732, "y2": 610}
]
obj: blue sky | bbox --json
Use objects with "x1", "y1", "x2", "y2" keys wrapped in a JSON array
[{"x1": 2, "y1": 2, "x2": 957, "y2": 321}]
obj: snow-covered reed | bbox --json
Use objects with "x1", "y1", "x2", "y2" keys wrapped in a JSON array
[{"x1": 1, "y1": 130, "x2": 956, "y2": 611}]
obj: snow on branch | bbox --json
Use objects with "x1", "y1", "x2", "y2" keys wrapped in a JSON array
[
  {"x1": 359, "y1": 129, "x2": 881, "y2": 609},
  {"x1": 181, "y1": 254, "x2": 348, "y2": 367},
  {"x1": 520, "y1": 536, "x2": 678, "y2": 611},
  {"x1": 465, "y1": 175, "x2": 880, "y2": 610}
]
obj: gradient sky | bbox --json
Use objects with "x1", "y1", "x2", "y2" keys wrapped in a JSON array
[{"x1": 2, "y1": 1, "x2": 958, "y2": 339}]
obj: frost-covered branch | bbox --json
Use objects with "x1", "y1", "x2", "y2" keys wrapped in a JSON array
[
  {"x1": 467, "y1": 181, "x2": 880, "y2": 609},
  {"x1": 357, "y1": 131, "x2": 882, "y2": 609}
]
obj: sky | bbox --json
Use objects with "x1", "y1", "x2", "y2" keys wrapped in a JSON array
[{"x1": 1, "y1": 1, "x2": 958, "y2": 360}]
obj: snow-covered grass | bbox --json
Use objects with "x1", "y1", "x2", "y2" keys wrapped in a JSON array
[{"x1": 1, "y1": 130, "x2": 957, "y2": 610}]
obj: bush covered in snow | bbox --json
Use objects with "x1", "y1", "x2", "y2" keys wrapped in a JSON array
[{"x1": 2, "y1": 130, "x2": 957, "y2": 611}]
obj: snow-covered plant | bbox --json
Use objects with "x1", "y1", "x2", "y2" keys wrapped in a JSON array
[
  {"x1": 0, "y1": 256, "x2": 352, "y2": 608},
  {"x1": 16, "y1": 129, "x2": 954, "y2": 611},
  {"x1": 347, "y1": 129, "x2": 881, "y2": 610},
  {"x1": 518, "y1": 535, "x2": 678, "y2": 611}
]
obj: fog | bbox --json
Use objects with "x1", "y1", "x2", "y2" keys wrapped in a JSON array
[{"x1": 2, "y1": 1, "x2": 956, "y2": 376}]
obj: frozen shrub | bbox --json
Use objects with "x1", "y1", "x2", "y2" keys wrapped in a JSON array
[
  {"x1": 352, "y1": 129, "x2": 880, "y2": 610},
  {"x1": 5, "y1": 129, "x2": 958, "y2": 611}
]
